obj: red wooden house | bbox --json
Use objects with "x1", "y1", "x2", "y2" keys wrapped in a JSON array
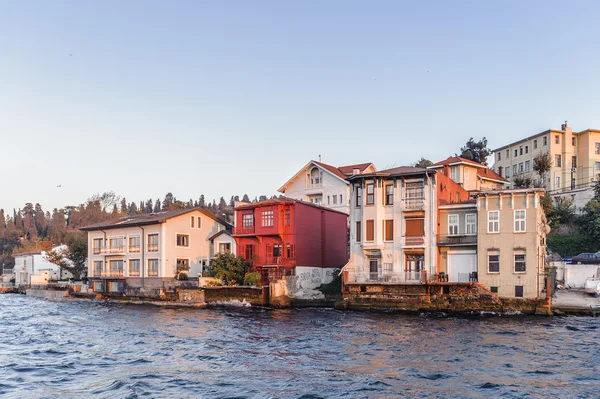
[{"x1": 233, "y1": 198, "x2": 348, "y2": 286}]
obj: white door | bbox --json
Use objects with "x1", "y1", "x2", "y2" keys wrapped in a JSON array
[{"x1": 448, "y1": 252, "x2": 476, "y2": 282}]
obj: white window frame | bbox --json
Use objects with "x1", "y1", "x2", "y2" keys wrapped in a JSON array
[
  {"x1": 450, "y1": 166, "x2": 458, "y2": 181},
  {"x1": 488, "y1": 211, "x2": 500, "y2": 233},
  {"x1": 488, "y1": 252, "x2": 500, "y2": 274},
  {"x1": 148, "y1": 259, "x2": 159, "y2": 277},
  {"x1": 448, "y1": 214, "x2": 459, "y2": 236},
  {"x1": 261, "y1": 210, "x2": 274, "y2": 227},
  {"x1": 129, "y1": 259, "x2": 141, "y2": 276},
  {"x1": 464, "y1": 167, "x2": 469, "y2": 181},
  {"x1": 514, "y1": 252, "x2": 526, "y2": 273},
  {"x1": 466, "y1": 214, "x2": 477, "y2": 235},
  {"x1": 514, "y1": 209, "x2": 526, "y2": 233},
  {"x1": 555, "y1": 176, "x2": 561, "y2": 189},
  {"x1": 596, "y1": 142, "x2": 600, "y2": 155},
  {"x1": 595, "y1": 161, "x2": 600, "y2": 171}
]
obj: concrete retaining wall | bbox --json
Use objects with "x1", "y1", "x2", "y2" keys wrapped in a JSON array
[
  {"x1": 26, "y1": 289, "x2": 69, "y2": 301},
  {"x1": 203, "y1": 287, "x2": 264, "y2": 306}
]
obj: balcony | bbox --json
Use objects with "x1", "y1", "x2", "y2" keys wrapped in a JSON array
[
  {"x1": 147, "y1": 244, "x2": 159, "y2": 252},
  {"x1": 233, "y1": 226, "x2": 255, "y2": 236},
  {"x1": 99, "y1": 270, "x2": 124, "y2": 278},
  {"x1": 438, "y1": 235, "x2": 477, "y2": 246},
  {"x1": 255, "y1": 257, "x2": 296, "y2": 267},
  {"x1": 402, "y1": 197, "x2": 425, "y2": 211},
  {"x1": 128, "y1": 245, "x2": 141, "y2": 253},
  {"x1": 99, "y1": 246, "x2": 126, "y2": 255},
  {"x1": 349, "y1": 270, "x2": 423, "y2": 283},
  {"x1": 402, "y1": 236, "x2": 426, "y2": 247}
]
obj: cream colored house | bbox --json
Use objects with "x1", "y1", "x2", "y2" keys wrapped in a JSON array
[
  {"x1": 475, "y1": 188, "x2": 548, "y2": 298},
  {"x1": 82, "y1": 208, "x2": 229, "y2": 293},
  {"x1": 492, "y1": 122, "x2": 600, "y2": 192},
  {"x1": 208, "y1": 230, "x2": 236, "y2": 260},
  {"x1": 429, "y1": 156, "x2": 507, "y2": 191},
  {"x1": 278, "y1": 160, "x2": 376, "y2": 214},
  {"x1": 346, "y1": 167, "x2": 439, "y2": 283}
]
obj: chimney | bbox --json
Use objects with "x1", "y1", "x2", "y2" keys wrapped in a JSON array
[
  {"x1": 443, "y1": 164, "x2": 450, "y2": 177},
  {"x1": 352, "y1": 168, "x2": 360, "y2": 175},
  {"x1": 561, "y1": 121, "x2": 568, "y2": 131}
]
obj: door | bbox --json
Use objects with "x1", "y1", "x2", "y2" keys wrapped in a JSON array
[
  {"x1": 405, "y1": 254, "x2": 423, "y2": 281},
  {"x1": 369, "y1": 260, "x2": 379, "y2": 281},
  {"x1": 448, "y1": 252, "x2": 476, "y2": 282}
]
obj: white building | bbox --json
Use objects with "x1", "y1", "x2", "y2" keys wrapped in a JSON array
[
  {"x1": 12, "y1": 246, "x2": 73, "y2": 287},
  {"x1": 208, "y1": 230, "x2": 236, "y2": 260},
  {"x1": 278, "y1": 160, "x2": 376, "y2": 214}
]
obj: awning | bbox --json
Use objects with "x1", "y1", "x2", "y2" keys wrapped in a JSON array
[{"x1": 365, "y1": 250, "x2": 382, "y2": 259}]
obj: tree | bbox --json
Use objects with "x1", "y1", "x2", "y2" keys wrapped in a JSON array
[
  {"x1": 533, "y1": 153, "x2": 552, "y2": 188},
  {"x1": 139, "y1": 201, "x2": 145, "y2": 213},
  {"x1": 258, "y1": 195, "x2": 268, "y2": 202},
  {"x1": 34, "y1": 203, "x2": 47, "y2": 238},
  {"x1": 242, "y1": 194, "x2": 250, "y2": 203},
  {"x1": 120, "y1": 198, "x2": 127, "y2": 214},
  {"x1": 199, "y1": 195, "x2": 206, "y2": 208},
  {"x1": 594, "y1": 175, "x2": 600, "y2": 199},
  {"x1": 209, "y1": 253, "x2": 249, "y2": 285},
  {"x1": 413, "y1": 158, "x2": 433, "y2": 168},
  {"x1": 512, "y1": 173, "x2": 533, "y2": 189},
  {"x1": 46, "y1": 232, "x2": 88, "y2": 279},
  {"x1": 580, "y1": 199, "x2": 600, "y2": 242},
  {"x1": 162, "y1": 193, "x2": 174, "y2": 210},
  {"x1": 218, "y1": 197, "x2": 227, "y2": 213},
  {"x1": 229, "y1": 196, "x2": 235, "y2": 208},
  {"x1": 459, "y1": 137, "x2": 490, "y2": 165},
  {"x1": 128, "y1": 202, "x2": 138, "y2": 215},
  {"x1": 145, "y1": 199, "x2": 153, "y2": 213},
  {"x1": 154, "y1": 199, "x2": 161, "y2": 213}
]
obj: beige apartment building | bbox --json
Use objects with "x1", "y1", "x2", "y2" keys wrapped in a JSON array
[
  {"x1": 81, "y1": 208, "x2": 229, "y2": 293},
  {"x1": 476, "y1": 189, "x2": 548, "y2": 298},
  {"x1": 492, "y1": 122, "x2": 600, "y2": 192},
  {"x1": 429, "y1": 156, "x2": 507, "y2": 191}
]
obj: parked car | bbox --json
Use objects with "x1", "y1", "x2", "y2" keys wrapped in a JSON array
[{"x1": 570, "y1": 253, "x2": 600, "y2": 264}]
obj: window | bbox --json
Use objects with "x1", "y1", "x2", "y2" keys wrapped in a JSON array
[
  {"x1": 595, "y1": 161, "x2": 600, "y2": 171},
  {"x1": 109, "y1": 260, "x2": 123, "y2": 275},
  {"x1": 128, "y1": 236, "x2": 140, "y2": 252},
  {"x1": 450, "y1": 166, "x2": 458, "y2": 181},
  {"x1": 490, "y1": 286, "x2": 498, "y2": 293},
  {"x1": 93, "y1": 261, "x2": 103, "y2": 276},
  {"x1": 488, "y1": 211, "x2": 499, "y2": 233},
  {"x1": 572, "y1": 137, "x2": 576, "y2": 146},
  {"x1": 506, "y1": 149, "x2": 509, "y2": 158},
  {"x1": 176, "y1": 234, "x2": 189, "y2": 247},
  {"x1": 285, "y1": 209, "x2": 290, "y2": 226},
  {"x1": 555, "y1": 135, "x2": 559, "y2": 144},
  {"x1": 332, "y1": 195, "x2": 337, "y2": 205},
  {"x1": 515, "y1": 286, "x2": 524, "y2": 298},
  {"x1": 93, "y1": 238, "x2": 103, "y2": 254},
  {"x1": 272, "y1": 244, "x2": 282, "y2": 257},
  {"x1": 148, "y1": 259, "x2": 159, "y2": 277},
  {"x1": 384, "y1": 220, "x2": 393, "y2": 241},
  {"x1": 148, "y1": 234, "x2": 159, "y2": 252},
  {"x1": 366, "y1": 220, "x2": 374, "y2": 241},
  {"x1": 176, "y1": 258, "x2": 189, "y2": 273},
  {"x1": 242, "y1": 213, "x2": 254, "y2": 227},
  {"x1": 525, "y1": 145, "x2": 528, "y2": 154},
  {"x1": 497, "y1": 152, "x2": 501, "y2": 161},
  {"x1": 518, "y1": 163, "x2": 523, "y2": 173},
  {"x1": 448, "y1": 214, "x2": 459, "y2": 235},
  {"x1": 108, "y1": 237, "x2": 123, "y2": 252},
  {"x1": 197, "y1": 217, "x2": 202, "y2": 229},
  {"x1": 555, "y1": 176, "x2": 561, "y2": 189},
  {"x1": 244, "y1": 245, "x2": 254, "y2": 260},
  {"x1": 286, "y1": 244, "x2": 294, "y2": 258},
  {"x1": 572, "y1": 156, "x2": 577, "y2": 168},
  {"x1": 466, "y1": 214, "x2": 477, "y2": 235},
  {"x1": 488, "y1": 252, "x2": 500, "y2": 273},
  {"x1": 465, "y1": 168, "x2": 470, "y2": 181},
  {"x1": 555, "y1": 154, "x2": 561, "y2": 167},
  {"x1": 385, "y1": 184, "x2": 393, "y2": 205},
  {"x1": 514, "y1": 149, "x2": 518, "y2": 157},
  {"x1": 514, "y1": 252, "x2": 526, "y2": 273},
  {"x1": 596, "y1": 143, "x2": 600, "y2": 155},
  {"x1": 514, "y1": 210, "x2": 526, "y2": 232},
  {"x1": 519, "y1": 146, "x2": 523, "y2": 156},
  {"x1": 512, "y1": 165, "x2": 517, "y2": 175},
  {"x1": 339, "y1": 194, "x2": 343, "y2": 204},
  {"x1": 366, "y1": 183, "x2": 374, "y2": 205},
  {"x1": 327, "y1": 196, "x2": 330, "y2": 205},
  {"x1": 505, "y1": 168, "x2": 510, "y2": 178},
  {"x1": 129, "y1": 259, "x2": 140, "y2": 276},
  {"x1": 405, "y1": 181, "x2": 425, "y2": 205},
  {"x1": 191, "y1": 216, "x2": 194, "y2": 228},
  {"x1": 533, "y1": 139, "x2": 538, "y2": 149},
  {"x1": 524, "y1": 160, "x2": 530, "y2": 173},
  {"x1": 543, "y1": 136, "x2": 547, "y2": 146},
  {"x1": 261, "y1": 210, "x2": 274, "y2": 227},
  {"x1": 218, "y1": 243, "x2": 231, "y2": 254},
  {"x1": 356, "y1": 221, "x2": 361, "y2": 242},
  {"x1": 356, "y1": 186, "x2": 362, "y2": 207}
]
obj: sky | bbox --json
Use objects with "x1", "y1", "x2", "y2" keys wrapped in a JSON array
[{"x1": 2, "y1": 0, "x2": 600, "y2": 214}]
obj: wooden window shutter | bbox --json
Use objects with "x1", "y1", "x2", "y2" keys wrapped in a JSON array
[
  {"x1": 366, "y1": 220, "x2": 374, "y2": 241},
  {"x1": 405, "y1": 218, "x2": 424, "y2": 237},
  {"x1": 356, "y1": 221, "x2": 361, "y2": 242},
  {"x1": 266, "y1": 244, "x2": 272, "y2": 258},
  {"x1": 385, "y1": 220, "x2": 393, "y2": 241}
]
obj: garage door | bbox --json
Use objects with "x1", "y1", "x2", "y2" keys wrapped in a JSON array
[{"x1": 448, "y1": 252, "x2": 477, "y2": 282}]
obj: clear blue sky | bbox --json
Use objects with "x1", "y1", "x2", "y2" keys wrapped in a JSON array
[{"x1": 2, "y1": 1, "x2": 600, "y2": 213}]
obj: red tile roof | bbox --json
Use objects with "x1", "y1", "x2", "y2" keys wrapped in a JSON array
[
  {"x1": 476, "y1": 168, "x2": 508, "y2": 182},
  {"x1": 429, "y1": 156, "x2": 484, "y2": 168},
  {"x1": 313, "y1": 161, "x2": 373, "y2": 180},
  {"x1": 234, "y1": 196, "x2": 349, "y2": 216},
  {"x1": 430, "y1": 156, "x2": 508, "y2": 183}
]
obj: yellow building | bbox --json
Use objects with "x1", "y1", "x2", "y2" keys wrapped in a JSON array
[
  {"x1": 492, "y1": 122, "x2": 600, "y2": 192},
  {"x1": 429, "y1": 157, "x2": 507, "y2": 191},
  {"x1": 475, "y1": 189, "x2": 548, "y2": 299}
]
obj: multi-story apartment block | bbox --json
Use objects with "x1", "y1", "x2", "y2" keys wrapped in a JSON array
[
  {"x1": 429, "y1": 156, "x2": 507, "y2": 191},
  {"x1": 82, "y1": 208, "x2": 229, "y2": 293},
  {"x1": 475, "y1": 188, "x2": 548, "y2": 298},
  {"x1": 278, "y1": 160, "x2": 375, "y2": 214},
  {"x1": 345, "y1": 166, "x2": 470, "y2": 284},
  {"x1": 492, "y1": 122, "x2": 600, "y2": 192},
  {"x1": 233, "y1": 198, "x2": 348, "y2": 287}
]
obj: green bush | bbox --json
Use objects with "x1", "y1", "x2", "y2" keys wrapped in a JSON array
[
  {"x1": 244, "y1": 271, "x2": 261, "y2": 286},
  {"x1": 210, "y1": 253, "x2": 250, "y2": 286},
  {"x1": 177, "y1": 273, "x2": 189, "y2": 281},
  {"x1": 547, "y1": 234, "x2": 598, "y2": 258}
]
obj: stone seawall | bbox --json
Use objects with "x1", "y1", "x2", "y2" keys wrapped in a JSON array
[
  {"x1": 203, "y1": 287, "x2": 265, "y2": 306},
  {"x1": 342, "y1": 283, "x2": 551, "y2": 315},
  {"x1": 26, "y1": 288, "x2": 69, "y2": 301}
]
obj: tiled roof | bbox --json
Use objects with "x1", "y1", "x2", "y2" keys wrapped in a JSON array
[
  {"x1": 80, "y1": 208, "x2": 229, "y2": 231},
  {"x1": 12, "y1": 250, "x2": 43, "y2": 257},
  {"x1": 208, "y1": 230, "x2": 232, "y2": 242},
  {"x1": 429, "y1": 156, "x2": 485, "y2": 168},
  {"x1": 378, "y1": 166, "x2": 428, "y2": 174},
  {"x1": 476, "y1": 168, "x2": 508, "y2": 183},
  {"x1": 337, "y1": 162, "x2": 374, "y2": 176}
]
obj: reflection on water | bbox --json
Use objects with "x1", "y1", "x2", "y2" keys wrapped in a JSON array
[{"x1": 0, "y1": 295, "x2": 598, "y2": 398}]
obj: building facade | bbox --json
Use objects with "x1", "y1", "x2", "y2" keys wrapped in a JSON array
[
  {"x1": 429, "y1": 156, "x2": 507, "y2": 191},
  {"x1": 476, "y1": 188, "x2": 548, "y2": 298},
  {"x1": 278, "y1": 160, "x2": 375, "y2": 214},
  {"x1": 82, "y1": 208, "x2": 229, "y2": 293},
  {"x1": 232, "y1": 198, "x2": 348, "y2": 287},
  {"x1": 492, "y1": 122, "x2": 600, "y2": 193},
  {"x1": 12, "y1": 247, "x2": 73, "y2": 287}
]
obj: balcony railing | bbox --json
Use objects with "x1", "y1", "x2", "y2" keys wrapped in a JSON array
[
  {"x1": 99, "y1": 246, "x2": 126, "y2": 255},
  {"x1": 402, "y1": 197, "x2": 425, "y2": 211},
  {"x1": 256, "y1": 257, "x2": 296, "y2": 267},
  {"x1": 147, "y1": 270, "x2": 159, "y2": 277},
  {"x1": 99, "y1": 270, "x2": 124, "y2": 278},
  {"x1": 307, "y1": 182, "x2": 323, "y2": 189},
  {"x1": 129, "y1": 245, "x2": 141, "y2": 253},
  {"x1": 438, "y1": 235, "x2": 477, "y2": 245},
  {"x1": 147, "y1": 244, "x2": 159, "y2": 252},
  {"x1": 349, "y1": 271, "x2": 423, "y2": 283},
  {"x1": 402, "y1": 236, "x2": 426, "y2": 247},
  {"x1": 233, "y1": 226, "x2": 255, "y2": 235}
]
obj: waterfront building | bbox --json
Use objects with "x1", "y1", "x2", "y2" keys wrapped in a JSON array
[
  {"x1": 232, "y1": 198, "x2": 348, "y2": 287},
  {"x1": 278, "y1": 160, "x2": 376, "y2": 214},
  {"x1": 428, "y1": 156, "x2": 507, "y2": 191},
  {"x1": 12, "y1": 246, "x2": 74, "y2": 287},
  {"x1": 81, "y1": 208, "x2": 229, "y2": 293},
  {"x1": 345, "y1": 166, "x2": 471, "y2": 284},
  {"x1": 475, "y1": 188, "x2": 548, "y2": 298},
  {"x1": 492, "y1": 122, "x2": 600, "y2": 211},
  {"x1": 208, "y1": 230, "x2": 236, "y2": 260}
]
